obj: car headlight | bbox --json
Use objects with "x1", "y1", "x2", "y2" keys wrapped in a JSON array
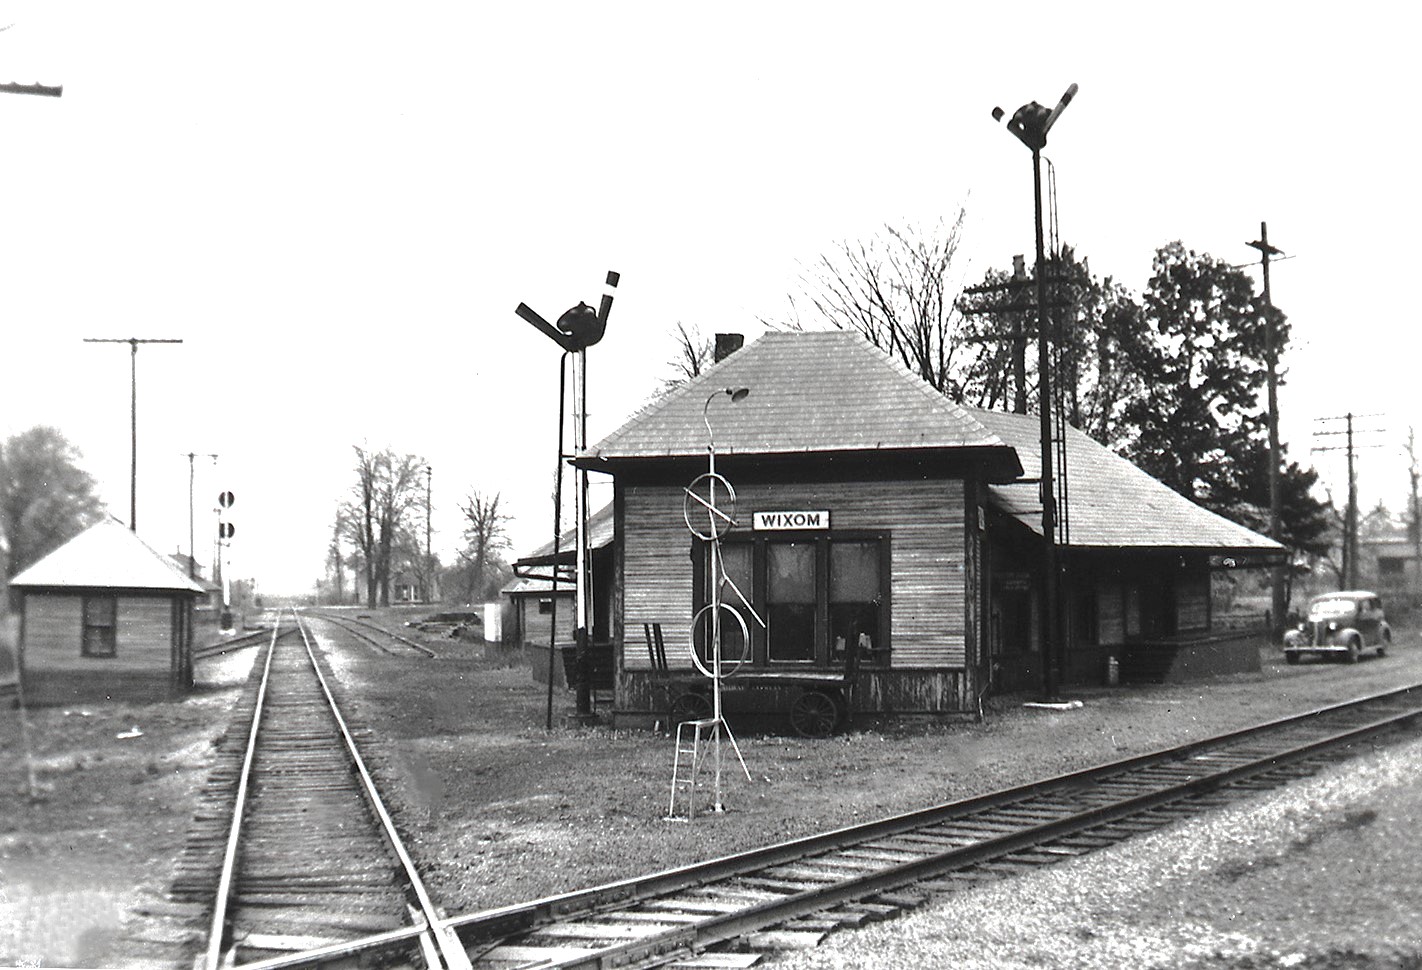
[{"x1": 1327, "y1": 621, "x2": 1338, "y2": 632}]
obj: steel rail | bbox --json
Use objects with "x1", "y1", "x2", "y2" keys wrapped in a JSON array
[
  {"x1": 442, "y1": 681, "x2": 1422, "y2": 946},
  {"x1": 231, "y1": 681, "x2": 1422, "y2": 969},
  {"x1": 192, "y1": 623, "x2": 300, "y2": 660},
  {"x1": 286, "y1": 613, "x2": 469, "y2": 970},
  {"x1": 305, "y1": 609, "x2": 437, "y2": 658},
  {"x1": 204, "y1": 617, "x2": 284, "y2": 970},
  {"x1": 536, "y1": 696, "x2": 1422, "y2": 969}
]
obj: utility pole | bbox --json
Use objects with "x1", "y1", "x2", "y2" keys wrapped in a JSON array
[
  {"x1": 1246, "y1": 223, "x2": 1285, "y2": 631},
  {"x1": 425, "y1": 465, "x2": 433, "y2": 602},
  {"x1": 181, "y1": 452, "x2": 218, "y2": 578},
  {"x1": 1407, "y1": 429, "x2": 1421, "y2": 602},
  {"x1": 1314, "y1": 413, "x2": 1383, "y2": 590},
  {"x1": 84, "y1": 337, "x2": 183, "y2": 530}
]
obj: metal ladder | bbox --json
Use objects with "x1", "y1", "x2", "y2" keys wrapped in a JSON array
[{"x1": 668, "y1": 718, "x2": 713, "y2": 819}]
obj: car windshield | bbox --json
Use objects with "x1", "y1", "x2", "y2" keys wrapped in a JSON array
[{"x1": 1308, "y1": 598, "x2": 1357, "y2": 621}]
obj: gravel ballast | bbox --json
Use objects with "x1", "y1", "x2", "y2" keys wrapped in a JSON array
[
  {"x1": 3, "y1": 610, "x2": 1420, "y2": 968},
  {"x1": 765, "y1": 735, "x2": 1422, "y2": 970}
]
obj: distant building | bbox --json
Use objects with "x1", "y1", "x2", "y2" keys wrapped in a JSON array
[
  {"x1": 1358, "y1": 534, "x2": 1421, "y2": 605},
  {"x1": 9, "y1": 518, "x2": 206, "y2": 705},
  {"x1": 504, "y1": 502, "x2": 614, "y2": 685}
]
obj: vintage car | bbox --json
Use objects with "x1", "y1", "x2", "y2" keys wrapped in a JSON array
[{"x1": 1283, "y1": 591, "x2": 1391, "y2": 664}]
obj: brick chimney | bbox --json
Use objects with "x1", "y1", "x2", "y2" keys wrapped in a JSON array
[{"x1": 714, "y1": 333, "x2": 744, "y2": 363}]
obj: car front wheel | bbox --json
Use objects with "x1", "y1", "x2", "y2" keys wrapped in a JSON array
[{"x1": 1346, "y1": 638, "x2": 1361, "y2": 664}]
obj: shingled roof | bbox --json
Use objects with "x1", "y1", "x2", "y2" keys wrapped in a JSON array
[
  {"x1": 8, "y1": 518, "x2": 207, "y2": 593},
  {"x1": 583, "y1": 331, "x2": 1022, "y2": 480},
  {"x1": 970, "y1": 409, "x2": 1284, "y2": 554}
]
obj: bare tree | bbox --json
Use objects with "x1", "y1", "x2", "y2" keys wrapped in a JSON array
[
  {"x1": 325, "y1": 512, "x2": 346, "y2": 605},
  {"x1": 777, "y1": 211, "x2": 970, "y2": 397},
  {"x1": 342, "y1": 445, "x2": 427, "y2": 607},
  {"x1": 662, "y1": 321, "x2": 713, "y2": 391},
  {"x1": 457, "y1": 490, "x2": 511, "y2": 602}
]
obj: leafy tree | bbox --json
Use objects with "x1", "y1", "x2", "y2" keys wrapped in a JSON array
[
  {"x1": 1120, "y1": 241, "x2": 1280, "y2": 511},
  {"x1": 779, "y1": 211, "x2": 971, "y2": 396},
  {"x1": 1, "y1": 426, "x2": 105, "y2": 582},
  {"x1": 957, "y1": 247, "x2": 1148, "y2": 447}
]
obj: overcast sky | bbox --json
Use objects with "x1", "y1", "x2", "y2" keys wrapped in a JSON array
[{"x1": 1, "y1": 3, "x2": 1418, "y2": 595}]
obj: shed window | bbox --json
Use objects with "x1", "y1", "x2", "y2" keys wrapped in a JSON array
[{"x1": 82, "y1": 595, "x2": 117, "y2": 658}]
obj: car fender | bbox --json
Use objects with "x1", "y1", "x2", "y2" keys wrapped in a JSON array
[{"x1": 1335, "y1": 625, "x2": 1364, "y2": 646}]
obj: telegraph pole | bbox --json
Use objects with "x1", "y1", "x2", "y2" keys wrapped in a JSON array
[
  {"x1": 182, "y1": 452, "x2": 219, "y2": 578},
  {"x1": 1314, "y1": 413, "x2": 1383, "y2": 589},
  {"x1": 1246, "y1": 223, "x2": 1285, "y2": 630},
  {"x1": 84, "y1": 337, "x2": 183, "y2": 530},
  {"x1": 425, "y1": 465, "x2": 433, "y2": 602}
]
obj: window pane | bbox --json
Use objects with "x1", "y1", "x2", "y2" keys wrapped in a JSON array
[
  {"x1": 830, "y1": 603, "x2": 878, "y2": 662},
  {"x1": 767, "y1": 543, "x2": 814, "y2": 603},
  {"x1": 83, "y1": 596, "x2": 117, "y2": 657},
  {"x1": 768, "y1": 605, "x2": 815, "y2": 661},
  {"x1": 84, "y1": 596, "x2": 116, "y2": 627},
  {"x1": 830, "y1": 542, "x2": 879, "y2": 602},
  {"x1": 717, "y1": 543, "x2": 754, "y2": 612},
  {"x1": 767, "y1": 542, "x2": 815, "y2": 661},
  {"x1": 830, "y1": 542, "x2": 880, "y2": 662}
]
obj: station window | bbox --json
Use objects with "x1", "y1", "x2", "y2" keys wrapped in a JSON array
[
  {"x1": 698, "y1": 533, "x2": 889, "y2": 668},
  {"x1": 82, "y1": 595, "x2": 117, "y2": 658}
]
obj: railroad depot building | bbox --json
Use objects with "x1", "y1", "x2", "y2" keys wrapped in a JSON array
[
  {"x1": 8, "y1": 517, "x2": 205, "y2": 705},
  {"x1": 574, "y1": 330, "x2": 1283, "y2": 728}
]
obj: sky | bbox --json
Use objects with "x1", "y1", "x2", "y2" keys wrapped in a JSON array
[{"x1": 0, "y1": 2, "x2": 1418, "y2": 596}]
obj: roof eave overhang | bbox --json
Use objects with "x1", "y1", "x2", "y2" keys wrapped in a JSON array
[{"x1": 575, "y1": 444, "x2": 1023, "y2": 481}]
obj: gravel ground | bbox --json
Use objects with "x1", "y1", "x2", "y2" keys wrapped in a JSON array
[
  {"x1": 2, "y1": 610, "x2": 1421, "y2": 968},
  {"x1": 764, "y1": 735, "x2": 1422, "y2": 970}
]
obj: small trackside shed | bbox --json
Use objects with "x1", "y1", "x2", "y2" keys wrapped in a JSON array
[
  {"x1": 8, "y1": 518, "x2": 205, "y2": 705},
  {"x1": 576, "y1": 331, "x2": 1024, "y2": 726}
]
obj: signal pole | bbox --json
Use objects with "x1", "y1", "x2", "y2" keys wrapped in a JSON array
[
  {"x1": 1246, "y1": 223, "x2": 1285, "y2": 630},
  {"x1": 84, "y1": 337, "x2": 183, "y2": 530}
]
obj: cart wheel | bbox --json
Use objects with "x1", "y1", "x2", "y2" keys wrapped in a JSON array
[
  {"x1": 790, "y1": 690, "x2": 842, "y2": 738},
  {"x1": 669, "y1": 691, "x2": 712, "y2": 726}
]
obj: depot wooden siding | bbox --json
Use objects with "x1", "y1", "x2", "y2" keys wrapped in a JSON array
[{"x1": 620, "y1": 476, "x2": 968, "y2": 672}]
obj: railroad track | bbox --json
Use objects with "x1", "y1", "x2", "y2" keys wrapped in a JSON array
[
  {"x1": 192, "y1": 618, "x2": 297, "y2": 661},
  {"x1": 174, "y1": 610, "x2": 465, "y2": 970},
  {"x1": 304, "y1": 608, "x2": 438, "y2": 658},
  {"x1": 181, "y1": 681, "x2": 1422, "y2": 970},
  {"x1": 438, "y1": 682, "x2": 1422, "y2": 969}
]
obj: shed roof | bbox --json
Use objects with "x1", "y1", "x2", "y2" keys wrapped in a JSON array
[
  {"x1": 511, "y1": 501, "x2": 615, "y2": 575},
  {"x1": 583, "y1": 331, "x2": 1022, "y2": 480},
  {"x1": 971, "y1": 409, "x2": 1284, "y2": 554},
  {"x1": 8, "y1": 518, "x2": 207, "y2": 593}
]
